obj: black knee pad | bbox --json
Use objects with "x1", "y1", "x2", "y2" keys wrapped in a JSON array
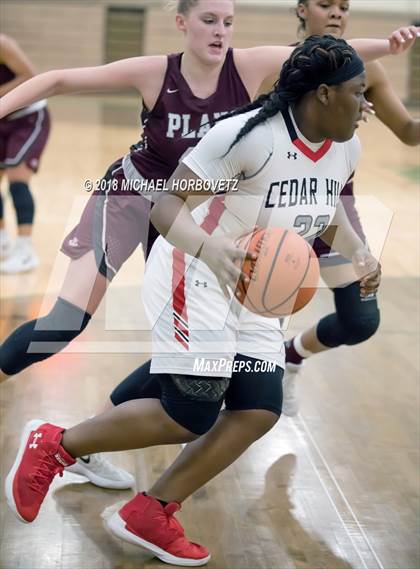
[
  {"x1": 341, "y1": 312, "x2": 380, "y2": 345},
  {"x1": 158, "y1": 374, "x2": 229, "y2": 435},
  {"x1": 317, "y1": 282, "x2": 380, "y2": 348},
  {"x1": 0, "y1": 297, "x2": 91, "y2": 375},
  {"x1": 9, "y1": 181, "x2": 35, "y2": 225}
]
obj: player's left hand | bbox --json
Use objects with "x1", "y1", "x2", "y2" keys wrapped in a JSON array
[
  {"x1": 359, "y1": 262, "x2": 382, "y2": 297},
  {"x1": 388, "y1": 25, "x2": 419, "y2": 55},
  {"x1": 352, "y1": 247, "x2": 381, "y2": 297}
]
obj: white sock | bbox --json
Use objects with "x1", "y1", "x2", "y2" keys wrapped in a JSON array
[
  {"x1": 0, "y1": 228, "x2": 10, "y2": 240},
  {"x1": 294, "y1": 333, "x2": 313, "y2": 359}
]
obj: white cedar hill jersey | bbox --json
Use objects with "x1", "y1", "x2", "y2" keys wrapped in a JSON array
[{"x1": 182, "y1": 106, "x2": 361, "y2": 241}]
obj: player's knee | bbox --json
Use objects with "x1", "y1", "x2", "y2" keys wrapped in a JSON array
[
  {"x1": 162, "y1": 374, "x2": 229, "y2": 436},
  {"x1": 168, "y1": 402, "x2": 221, "y2": 437},
  {"x1": 9, "y1": 181, "x2": 35, "y2": 225},
  {"x1": 0, "y1": 298, "x2": 91, "y2": 375},
  {"x1": 241, "y1": 409, "x2": 280, "y2": 440},
  {"x1": 342, "y1": 311, "x2": 380, "y2": 345}
]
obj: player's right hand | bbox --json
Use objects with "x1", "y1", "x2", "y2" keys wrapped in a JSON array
[{"x1": 199, "y1": 235, "x2": 256, "y2": 299}]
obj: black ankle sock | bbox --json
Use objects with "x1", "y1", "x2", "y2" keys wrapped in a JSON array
[
  {"x1": 144, "y1": 492, "x2": 169, "y2": 508},
  {"x1": 285, "y1": 339, "x2": 304, "y2": 365}
]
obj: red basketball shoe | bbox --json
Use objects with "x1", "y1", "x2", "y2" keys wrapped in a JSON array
[
  {"x1": 105, "y1": 492, "x2": 211, "y2": 566},
  {"x1": 5, "y1": 419, "x2": 76, "y2": 523}
]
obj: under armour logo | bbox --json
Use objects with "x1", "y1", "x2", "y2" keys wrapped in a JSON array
[
  {"x1": 29, "y1": 432, "x2": 42, "y2": 449},
  {"x1": 195, "y1": 280, "x2": 208, "y2": 287},
  {"x1": 68, "y1": 237, "x2": 79, "y2": 247},
  {"x1": 287, "y1": 152, "x2": 297, "y2": 160}
]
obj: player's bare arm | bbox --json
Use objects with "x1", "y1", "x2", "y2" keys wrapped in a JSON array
[
  {"x1": 234, "y1": 25, "x2": 419, "y2": 97},
  {"x1": 321, "y1": 199, "x2": 380, "y2": 295},
  {"x1": 0, "y1": 34, "x2": 35, "y2": 97},
  {"x1": 365, "y1": 60, "x2": 420, "y2": 146},
  {"x1": 0, "y1": 55, "x2": 167, "y2": 119},
  {"x1": 151, "y1": 163, "x2": 254, "y2": 297}
]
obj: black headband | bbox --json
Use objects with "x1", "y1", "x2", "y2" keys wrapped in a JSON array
[{"x1": 323, "y1": 54, "x2": 365, "y2": 86}]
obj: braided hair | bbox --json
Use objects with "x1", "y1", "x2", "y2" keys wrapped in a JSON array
[{"x1": 221, "y1": 35, "x2": 362, "y2": 153}]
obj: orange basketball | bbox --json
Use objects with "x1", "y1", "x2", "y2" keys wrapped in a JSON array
[{"x1": 235, "y1": 227, "x2": 319, "y2": 317}]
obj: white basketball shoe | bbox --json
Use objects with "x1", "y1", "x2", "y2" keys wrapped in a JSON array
[
  {"x1": 0, "y1": 229, "x2": 12, "y2": 258},
  {"x1": 66, "y1": 454, "x2": 135, "y2": 490},
  {"x1": 0, "y1": 240, "x2": 39, "y2": 273}
]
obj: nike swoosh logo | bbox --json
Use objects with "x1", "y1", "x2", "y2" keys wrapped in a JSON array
[
  {"x1": 80, "y1": 456, "x2": 91, "y2": 464},
  {"x1": 167, "y1": 88, "x2": 179, "y2": 94}
]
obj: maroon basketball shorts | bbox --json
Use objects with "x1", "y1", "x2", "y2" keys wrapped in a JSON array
[
  {"x1": 0, "y1": 107, "x2": 50, "y2": 172},
  {"x1": 61, "y1": 159, "x2": 159, "y2": 281}
]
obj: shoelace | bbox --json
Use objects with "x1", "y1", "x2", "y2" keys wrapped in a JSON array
[{"x1": 28, "y1": 454, "x2": 64, "y2": 494}]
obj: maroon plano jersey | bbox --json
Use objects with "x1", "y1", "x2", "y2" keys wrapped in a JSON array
[{"x1": 129, "y1": 48, "x2": 251, "y2": 181}]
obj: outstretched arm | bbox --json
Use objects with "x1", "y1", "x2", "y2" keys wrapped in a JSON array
[
  {"x1": 349, "y1": 25, "x2": 419, "y2": 62},
  {"x1": 0, "y1": 55, "x2": 166, "y2": 119},
  {"x1": 235, "y1": 26, "x2": 419, "y2": 97}
]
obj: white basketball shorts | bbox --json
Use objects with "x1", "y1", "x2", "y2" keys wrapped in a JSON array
[{"x1": 143, "y1": 236, "x2": 285, "y2": 378}]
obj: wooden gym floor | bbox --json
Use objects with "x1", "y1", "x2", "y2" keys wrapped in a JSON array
[{"x1": 0, "y1": 95, "x2": 418, "y2": 569}]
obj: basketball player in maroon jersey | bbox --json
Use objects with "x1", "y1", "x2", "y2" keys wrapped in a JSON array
[
  {"x1": 0, "y1": 35, "x2": 50, "y2": 273},
  {"x1": 0, "y1": 0, "x2": 417, "y2": 530},
  {"x1": 280, "y1": 0, "x2": 420, "y2": 415}
]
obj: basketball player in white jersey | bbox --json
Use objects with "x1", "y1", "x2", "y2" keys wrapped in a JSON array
[
  {"x1": 0, "y1": 0, "x2": 416, "y2": 493},
  {"x1": 6, "y1": 37, "x2": 381, "y2": 566}
]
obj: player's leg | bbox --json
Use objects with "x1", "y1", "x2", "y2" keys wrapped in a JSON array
[
  {"x1": 86, "y1": 352, "x2": 280, "y2": 500},
  {"x1": 66, "y1": 360, "x2": 160, "y2": 489},
  {"x1": 283, "y1": 259, "x2": 380, "y2": 416},
  {"x1": 148, "y1": 354, "x2": 282, "y2": 503},
  {"x1": 0, "y1": 163, "x2": 37, "y2": 271},
  {"x1": 0, "y1": 108, "x2": 50, "y2": 273},
  {"x1": 67, "y1": 351, "x2": 281, "y2": 493},
  {"x1": 0, "y1": 250, "x2": 104, "y2": 378},
  {"x1": 0, "y1": 170, "x2": 13, "y2": 257},
  {"x1": 0, "y1": 162, "x2": 153, "y2": 378}
]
